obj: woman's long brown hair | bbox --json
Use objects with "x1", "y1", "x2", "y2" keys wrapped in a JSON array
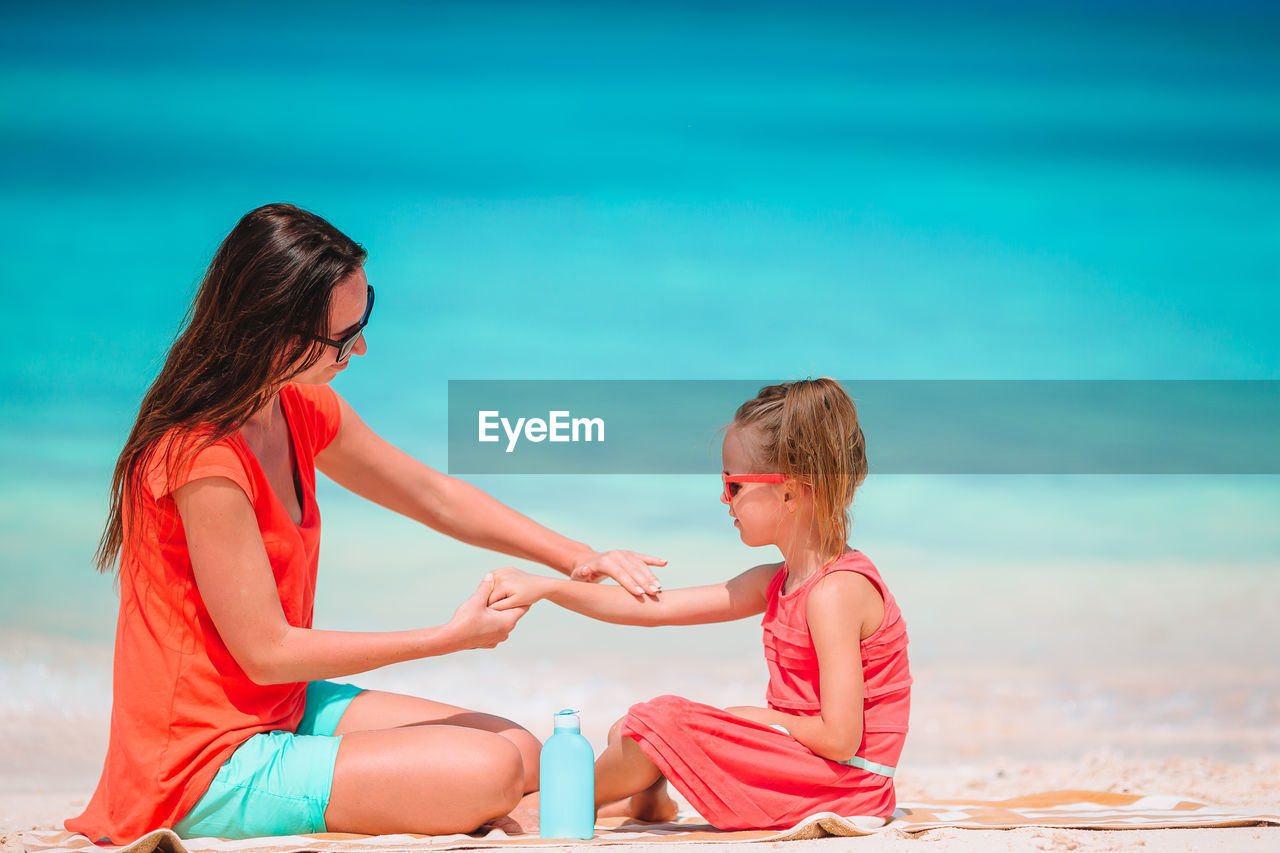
[{"x1": 95, "y1": 203, "x2": 367, "y2": 573}]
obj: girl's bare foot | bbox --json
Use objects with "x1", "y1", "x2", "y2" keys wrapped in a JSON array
[
  {"x1": 627, "y1": 777, "x2": 678, "y2": 823},
  {"x1": 487, "y1": 792, "x2": 539, "y2": 835}
]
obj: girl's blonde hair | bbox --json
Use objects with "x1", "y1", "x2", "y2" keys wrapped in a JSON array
[{"x1": 733, "y1": 378, "x2": 868, "y2": 561}]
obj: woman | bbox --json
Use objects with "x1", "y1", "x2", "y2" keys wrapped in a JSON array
[{"x1": 66, "y1": 203, "x2": 664, "y2": 844}]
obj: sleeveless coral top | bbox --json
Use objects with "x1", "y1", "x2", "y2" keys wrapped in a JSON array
[{"x1": 762, "y1": 550, "x2": 913, "y2": 773}]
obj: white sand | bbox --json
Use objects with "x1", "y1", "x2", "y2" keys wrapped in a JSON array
[
  {"x1": 4, "y1": 756, "x2": 1279, "y2": 852},
  {"x1": 3, "y1": 701, "x2": 1278, "y2": 851}
]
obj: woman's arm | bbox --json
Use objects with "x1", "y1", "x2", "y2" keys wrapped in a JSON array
[
  {"x1": 726, "y1": 571, "x2": 878, "y2": 761},
  {"x1": 315, "y1": 395, "x2": 665, "y2": 595},
  {"x1": 176, "y1": 477, "x2": 527, "y2": 685},
  {"x1": 487, "y1": 564, "x2": 778, "y2": 627}
]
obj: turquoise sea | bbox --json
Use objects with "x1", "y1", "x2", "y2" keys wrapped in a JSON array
[{"x1": 2, "y1": 1, "x2": 1279, "y2": 765}]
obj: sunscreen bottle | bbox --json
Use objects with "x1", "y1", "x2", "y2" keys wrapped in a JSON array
[{"x1": 539, "y1": 709, "x2": 595, "y2": 839}]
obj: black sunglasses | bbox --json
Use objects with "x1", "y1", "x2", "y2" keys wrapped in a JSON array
[{"x1": 307, "y1": 284, "x2": 374, "y2": 362}]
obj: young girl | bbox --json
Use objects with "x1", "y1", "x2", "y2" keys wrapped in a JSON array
[{"x1": 488, "y1": 378, "x2": 911, "y2": 831}]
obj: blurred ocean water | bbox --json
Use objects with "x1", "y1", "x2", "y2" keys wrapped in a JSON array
[{"x1": 1, "y1": 0, "x2": 1278, "y2": 700}]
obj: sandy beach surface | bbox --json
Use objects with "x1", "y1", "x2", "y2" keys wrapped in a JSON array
[
  {"x1": 3, "y1": 755, "x2": 1278, "y2": 851},
  {"x1": 4, "y1": 657, "x2": 1277, "y2": 852}
]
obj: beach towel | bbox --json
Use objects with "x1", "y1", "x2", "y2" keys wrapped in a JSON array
[{"x1": 12, "y1": 790, "x2": 1279, "y2": 852}]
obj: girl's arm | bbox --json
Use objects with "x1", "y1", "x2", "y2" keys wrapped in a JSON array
[
  {"x1": 315, "y1": 395, "x2": 665, "y2": 595},
  {"x1": 176, "y1": 477, "x2": 527, "y2": 685},
  {"x1": 727, "y1": 571, "x2": 880, "y2": 762},
  {"x1": 487, "y1": 564, "x2": 778, "y2": 627}
]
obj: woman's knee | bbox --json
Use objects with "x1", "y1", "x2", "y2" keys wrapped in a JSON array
[
  {"x1": 328, "y1": 726, "x2": 525, "y2": 834},
  {"x1": 466, "y1": 736, "x2": 525, "y2": 819},
  {"x1": 505, "y1": 726, "x2": 542, "y2": 791}
]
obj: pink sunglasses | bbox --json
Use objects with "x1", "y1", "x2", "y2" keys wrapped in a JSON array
[{"x1": 721, "y1": 472, "x2": 787, "y2": 502}]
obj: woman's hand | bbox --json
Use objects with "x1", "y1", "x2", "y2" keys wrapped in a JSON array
[
  {"x1": 568, "y1": 548, "x2": 667, "y2": 596},
  {"x1": 443, "y1": 574, "x2": 528, "y2": 651},
  {"x1": 487, "y1": 567, "x2": 552, "y2": 612}
]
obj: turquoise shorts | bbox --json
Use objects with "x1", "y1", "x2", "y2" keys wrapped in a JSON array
[{"x1": 174, "y1": 680, "x2": 365, "y2": 839}]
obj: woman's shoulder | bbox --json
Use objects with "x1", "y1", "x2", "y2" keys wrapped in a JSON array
[
  {"x1": 283, "y1": 381, "x2": 338, "y2": 405},
  {"x1": 281, "y1": 382, "x2": 343, "y2": 452},
  {"x1": 141, "y1": 425, "x2": 255, "y2": 503}
]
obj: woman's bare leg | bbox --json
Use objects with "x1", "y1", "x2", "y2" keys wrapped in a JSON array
[
  {"x1": 325, "y1": 724, "x2": 524, "y2": 835},
  {"x1": 333, "y1": 690, "x2": 541, "y2": 792}
]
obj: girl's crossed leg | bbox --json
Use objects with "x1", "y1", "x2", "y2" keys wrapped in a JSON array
[
  {"x1": 594, "y1": 717, "x2": 678, "y2": 823},
  {"x1": 325, "y1": 690, "x2": 542, "y2": 835}
]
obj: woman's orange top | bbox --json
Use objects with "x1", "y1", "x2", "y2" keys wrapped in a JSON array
[{"x1": 66, "y1": 383, "x2": 341, "y2": 844}]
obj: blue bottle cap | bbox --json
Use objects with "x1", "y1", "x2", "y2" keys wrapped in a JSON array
[{"x1": 553, "y1": 709, "x2": 581, "y2": 729}]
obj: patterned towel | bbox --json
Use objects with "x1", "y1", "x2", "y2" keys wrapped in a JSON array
[{"x1": 14, "y1": 791, "x2": 1279, "y2": 852}]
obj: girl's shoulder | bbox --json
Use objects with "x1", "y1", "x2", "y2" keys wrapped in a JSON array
[
  {"x1": 808, "y1": 551, "x2": 896, "y2": 640},
  {"x1": 752, "y1": 559, "x2": 787, "y2": 588},
  {"x1": 731, "y1": 561, "x2": 786, "y2": 610},
  {"x1": 810, "y1": 556, "x2": 880, "y2": 600},
  {"x1": 823, "y1": 550, "x2": 888, "y2": 595}
]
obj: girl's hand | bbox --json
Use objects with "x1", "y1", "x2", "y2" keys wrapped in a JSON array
[
  {"x1": 444, "y1": 574, "x2": 528, "y2": 650},
  {"x1": 569, "y1": 548, "x2": 667, "y2": 596},
  {"x1": 487, "y1": 567, "x2": 551, "y2": 611},
  {"x1": 725, "y1": 705, "x2": 777, "y2": 727}
]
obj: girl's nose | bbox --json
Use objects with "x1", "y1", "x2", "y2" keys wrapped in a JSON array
[{"x1": 351, "y1": 331, "x2": 368, "y2": 358}]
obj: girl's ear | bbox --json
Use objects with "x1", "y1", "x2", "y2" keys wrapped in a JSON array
[{"x1": 782, "y1": 477, "x2": 809, "y2": 511}]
